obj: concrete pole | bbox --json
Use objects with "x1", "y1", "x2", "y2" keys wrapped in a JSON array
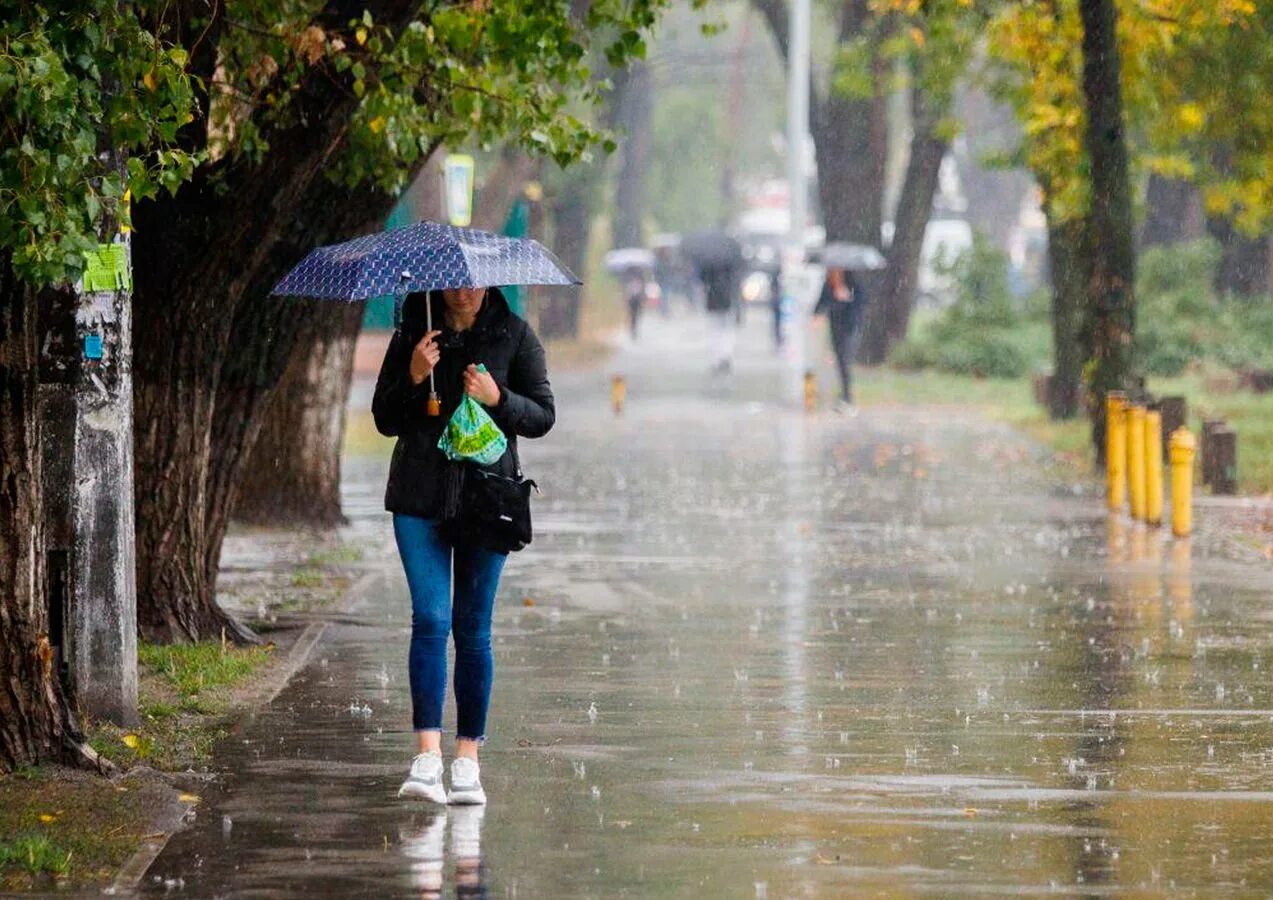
[
  {"x1": 39, "y1": 180, "x2": 139, "y2": 727},
  {"x1": 786, "y1": 0, "x2": 810, "y2": 258},
  {"x1": 784, "y1": 0, "x2": 814, "y2": 390},
  {"x1": 69, "y1": 244, "x2": 139, "y2": 726}
]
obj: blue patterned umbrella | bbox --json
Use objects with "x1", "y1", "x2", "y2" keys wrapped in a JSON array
[{"x1": 270, "y1": 220, "x2": 580, "y2": 300}]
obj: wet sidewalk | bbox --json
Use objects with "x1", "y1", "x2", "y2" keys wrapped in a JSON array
[{"x1": 144, "y1": 310, "x2": 1273, "y2": 897}]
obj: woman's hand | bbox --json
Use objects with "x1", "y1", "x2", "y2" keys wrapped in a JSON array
[
  {"x1": 409, "y1": 331, "x2": 441, "y2": 385},
  {"x1": 464, "y1": 364, "x2": 501, "y2": 406}
]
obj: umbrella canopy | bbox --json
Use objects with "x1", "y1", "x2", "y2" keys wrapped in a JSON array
[
  {"x1": 603, "y1": 247, "x2": 655, "y2": 273},
  {"x1": 681, "y1": 230, "x2": 743, "y2": 269},
  {"x1": 271, "y1": 221, "x2": 580, "y2": 300},
  {"x1": 817, "y1": 242, "x2": 887, "y2": 271}
]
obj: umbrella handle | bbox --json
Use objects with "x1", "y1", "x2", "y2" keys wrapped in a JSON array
[{"x1": 424, "y1": 289, "x2": 441, "y2": 416}]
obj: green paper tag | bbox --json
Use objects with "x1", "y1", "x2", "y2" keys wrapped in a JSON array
[{"x1": 83, "y1": 243, "x2": 131, "y2": 292}]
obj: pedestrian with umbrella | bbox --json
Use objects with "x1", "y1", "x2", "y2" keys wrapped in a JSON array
[
  {"x1": 812, "y1": 242, "x2": 884, "y2": 410},
  {"x1": 604, "y1": 248, "x2": 655, "y2": 341},
  {"x1": 273, "y1": 222, "x2": 576, "y2": 805},
  {"x1": 682, "y1": 230, "x2": 743, "y2": 375}
]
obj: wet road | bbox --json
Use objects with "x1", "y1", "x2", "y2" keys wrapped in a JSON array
[{"x1": 146, "y1": 310, "x2": 1273, "y2": 897}]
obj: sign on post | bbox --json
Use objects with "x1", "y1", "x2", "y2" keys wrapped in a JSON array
[{"x1": 443, "y1": 154, "x2": 475, "y2": 227}]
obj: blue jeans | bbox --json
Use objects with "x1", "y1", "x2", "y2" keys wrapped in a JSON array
[{"x1": 393, "y1": 515, "x2": 507, "y2": 741}]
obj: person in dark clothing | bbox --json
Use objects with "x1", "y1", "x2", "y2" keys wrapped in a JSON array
[
  {"x1": 700, "y1": 262, "x2": 740, "y2": 374},
  {"x1": 769, "y1": 263, "x2": 785, "y2": 351},
  {"x1": 373, "y1": 286, "x2": 554, "y2": 806},
  {"x1": 622, "y1": 268, "x2": 648, "y2": 340},
  {"x1": 813, "y1": 267, "x2": 868, "y2": 407}
]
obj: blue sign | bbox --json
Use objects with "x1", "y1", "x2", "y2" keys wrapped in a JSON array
[{"x1": 84, "y1": 333, "x2": 103, "y2": 360}]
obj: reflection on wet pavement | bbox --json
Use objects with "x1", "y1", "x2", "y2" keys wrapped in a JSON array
[{"x1": 145, "y1": 313, "x2": 1273, "y2": 896}]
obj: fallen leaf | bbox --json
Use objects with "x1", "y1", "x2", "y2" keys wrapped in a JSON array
[
  {"x1": 38, "y1": 813, "x2": 58, "y2": 824},
  {"x1": 522, "y1": 597, "x2": 535, "y2": 607},
  {"x1": 121, "y1": 734, "x2": 139, "y2": 749},
  {"x1": 178, "y1": 793, "x2": 201, "y2": 804}
]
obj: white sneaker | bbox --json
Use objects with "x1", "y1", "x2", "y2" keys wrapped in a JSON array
[
  {"x1": 398, "y1": 751, "x2": 447, "y2": 803},
  {"x1": 447, "y1": 756, "x2": 487, "y2": 805}
]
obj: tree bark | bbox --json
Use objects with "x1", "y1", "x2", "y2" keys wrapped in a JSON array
[
  {"x1": 1044, "y1": 202, "x2": 1089, "y2": 420},
  {"x1": 612, "y1": 60, "x2": 653, "y2": 248},
  {"x1": 1206, "y1": 216, "x2": 1272, "y2": 297},
  {"x1": 859, "y1": 81, "x2": 947, "y2": 364},
  {"x1": 0, "y1": 265, "x2": 78, "y2": 770},
  {"x1": 233, "y1": 300, "x2": 364, "y2": 528},
  {"x1": 471, "y1": 147, "x2": 538, "y2": 233},
  {"x1": 1140, "y1": 174, "x2": 1203, "y2": 248},
  {"x1": 132, "y1": 0, "x2": 420, "y2": 644},
  {"x1": 753, "y1": 0, "x2": 889, "y2": 245},
  {"x1": 956, "y1": 87, "x2": 1032, "y2": 256},
  {"x1": 1079, "y1": 0, "x2": 1137, "y2": 455}
]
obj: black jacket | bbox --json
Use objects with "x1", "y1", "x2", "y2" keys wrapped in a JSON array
[
  {"x1": 372, "y1": 288, "x2": 555, "y2": 519},
  {"x1": 814, "y1": 273, "x2": 868, "y2": 334}
]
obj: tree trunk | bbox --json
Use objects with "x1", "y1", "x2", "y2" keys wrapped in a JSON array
[
  {"x1": 956, "y1": 87, "x2": 1032, "y2": 256},
  {"x1": 1141, "y1": 174, "x2": 1203, "y2": 248},
  {"x1": 1079, "y1": 0, "x2": 1137, "y2": 456},
  {"x1": 612, "y1": 60, "x2": 653, "y2": 248},
  {"x1": 1206, "y1": 216, "x2": 1273, "y2": 297},
  {"x1": 753, "y1": 0, "x2": 889, "y2": 246},
  {"x1": 1045, "y1": 204, "x2": 1089, "y2": 420},
  {"x1": 471, "y1": 147, "x2": 538, "y2": 233},
  {"x1": 233, "y1": 300, "x2": 364, "y2": 528},
  {"x1": 811, "y1": 45, "x2": 888, "y2": 244},
  {"x1": 132, "y1": 0, "x2": 421, "y2": 645},
  {"x1": 0, "y1": 265, "x2": 78, "y2": 770},
  {"x1": 858, "y1": 82, "x2": 947, "y2": 364},
  {"x1": 551, "y1": 177, "x2": 592, "y2": 282}
]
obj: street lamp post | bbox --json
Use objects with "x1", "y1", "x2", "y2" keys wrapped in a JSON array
[{"x1": 784, "y1": 0, "x2": 813, "y2": 391}]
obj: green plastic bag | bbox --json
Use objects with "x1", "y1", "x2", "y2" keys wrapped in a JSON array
[{"x1": 437, "y1": 366, "x2": 508, "y2": 465}]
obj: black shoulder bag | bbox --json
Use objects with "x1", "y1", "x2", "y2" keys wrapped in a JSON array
[{"x1": 438, "y1": 454, "x2": 538, "y2": 554}]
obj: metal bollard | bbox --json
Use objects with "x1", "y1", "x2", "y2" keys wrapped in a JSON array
[
  {"x1": 804, "y1": 370, "x2": 818, "y2": 412},
  {"x1": 611, "y1": 375, "x2": 626, "y2": 415},
  {"x1": 1126, "y1": 403, "x2": 1147, "y2": 521},
  {"x1": 1144, "y1": 409, "x2": 1164, "y2": 527},
  {"x1": 1169, "y1": 427, "x2": 1196, "y2": 537},
  {"x1": 1105, "y1": 392, "x2": 1126, "y2": 510}
]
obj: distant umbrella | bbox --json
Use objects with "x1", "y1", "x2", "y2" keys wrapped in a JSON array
[
  {"x1": 603, "y1": 247, "x2": 656, "y2": 273},
  {"x1": 681, "y1": 230, "x2": 743, "y2": 269},
  {"x1": 270, "y1": 220, "x2": 579, "y2": 301},
  {"x1": 817, "y1": 242, "x2": 887, "y2": 271}
]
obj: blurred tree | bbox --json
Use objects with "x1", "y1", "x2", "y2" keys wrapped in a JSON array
[
  {"x1": 986, "y1": 0, "x2": 1260, "y2": 431},
  {"x1": 1077, "y1": 0, "x2": 1136, "y2": 456},
  {"x1": 755, "y1": 0, "x2": 982, "y2": 364}
]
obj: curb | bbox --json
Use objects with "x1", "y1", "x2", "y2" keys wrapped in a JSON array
[{"x1": 108, "y1": 597, "x2": 352, "y2": 893}]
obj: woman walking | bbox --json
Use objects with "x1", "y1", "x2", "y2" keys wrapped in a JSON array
[
  {"x1": 373, "y1": 286, "x2": 554, "y2": 805},
  {"x1": 813, "y1": 267, "x2": 868, "y2": 409}
]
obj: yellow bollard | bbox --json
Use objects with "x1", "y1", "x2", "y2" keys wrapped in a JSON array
[
  {"x1": 804, "y1": 370, "x2": 818, "y2": 412},
  {"x1": 611, "y1": 374, "x2": 626, "y2": 415},
  {"x1": 1106, "y1": 392, "x2": 1126, "y2": 510},
  {"x1": 1169, "y1": 427, "x2": 1196, "y2": 537},
  {"x1": 1126, "y1": 403, "x2": 1147, "y2": 520},
  {"x1": 1144, "y1": 409, "x2": 1164, "y2": 526}
]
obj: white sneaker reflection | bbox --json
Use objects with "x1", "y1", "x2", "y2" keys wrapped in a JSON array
[
  {"x1": 399, "y1": 812, "x2": 446, "y2": 897},
  {"x1": 450, "y1": 805, "x2": 486, "y2": 897},
  {"x1": 399, "y1": 806, "x2": 487, "y2": 898}
]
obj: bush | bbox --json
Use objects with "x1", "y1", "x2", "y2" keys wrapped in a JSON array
[
  {"x1": 889, "y1": 235, "x2": 1033, "y2": 378},
  {"x1": 1136, "y1": 239, "x2": 1273, "y2": 376}
]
